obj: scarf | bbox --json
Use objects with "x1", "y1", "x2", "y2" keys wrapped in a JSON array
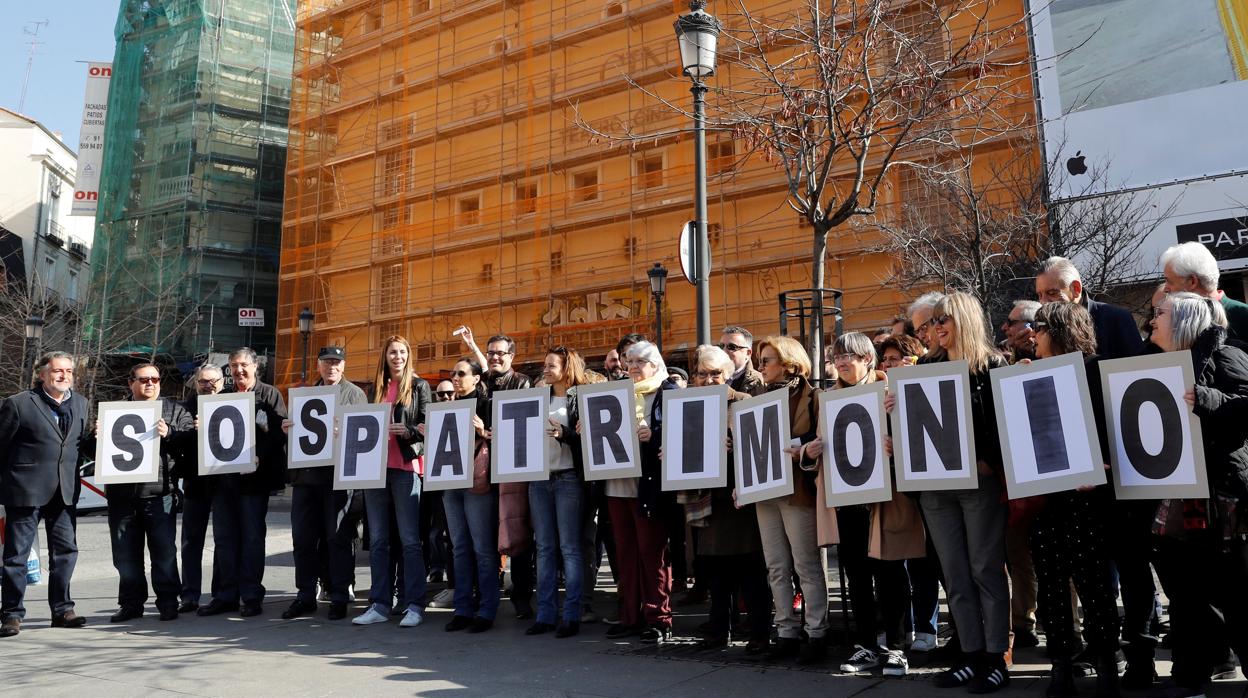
[
  {"x1": 632, "y1": 372, "x2": 667, "y2": 424},
  {"x1": 38, "y1": 388, "x2": 72, "y2": 436}
]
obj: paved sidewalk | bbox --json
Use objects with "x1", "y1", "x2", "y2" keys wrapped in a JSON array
[{"x1": 1, "y1": 503, "x2": 1245, "y2": 697}]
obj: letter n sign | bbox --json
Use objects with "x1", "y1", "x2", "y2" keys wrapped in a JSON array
[
  {"x1": 888, "y1": 361, "x2": 977, "y2": 492},
  {"x1": 1100, "y1": 351, "x2": 1209, "y2": 500}
]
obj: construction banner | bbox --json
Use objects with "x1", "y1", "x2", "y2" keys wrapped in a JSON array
[{"x1": 71, "y1": 62, "x2": 111, "y2": 216}]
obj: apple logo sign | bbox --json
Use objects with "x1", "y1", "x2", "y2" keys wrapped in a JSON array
[{"x1": 1066, "y1": 150, "x2": 1088, "y2": 176}]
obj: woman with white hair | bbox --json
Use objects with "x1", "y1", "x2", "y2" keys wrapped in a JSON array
[
  {"x1": 603, "y1": 340, "x2": 676, "y2": 643},
  {"x1": 1149, "y1": 291, "x2": 1248, "y2": 697}
]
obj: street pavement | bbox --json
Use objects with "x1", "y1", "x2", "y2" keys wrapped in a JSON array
[{"x1": 2, "y1": 498, "x2": 1245, "y2": 697}]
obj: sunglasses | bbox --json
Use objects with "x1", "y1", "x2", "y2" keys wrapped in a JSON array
[
  {"x1": 932, "y1": 315, "x2": 953, "y2": 326},
  {"x1": 133, "y1": 376, "x2": 161, "y2": 385},
  {"x1": 452, "y1": 370, "x2": 472, "y2": 378},
  {"x1": 436, "y1": 390, "x2": 455, "y2": 397},
  {"x1": 718, "y1": 342, "x2": 748, "y2": 352}
]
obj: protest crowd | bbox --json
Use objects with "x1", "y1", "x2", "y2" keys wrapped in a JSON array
[{"x1": 3, "y1": 241, "x2": 1248, "y2": 698}]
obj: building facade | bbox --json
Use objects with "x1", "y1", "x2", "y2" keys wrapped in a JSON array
[
  {"x1": 90, "y1": 0, "x2": 296, "y2": 367},
  {"x1": 277, "y1": 0, "x2": 1034, "y2": 386}
]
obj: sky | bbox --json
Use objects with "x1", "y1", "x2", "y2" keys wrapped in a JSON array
[{"x1": 0, "y1": 3, "x2": 122, "y2": 152}]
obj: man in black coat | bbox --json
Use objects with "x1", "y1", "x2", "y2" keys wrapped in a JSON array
[
  {"x1": 1036, "y1": 256, "x2": 1144, "y2": 360},
  {"x1": 280, "y1": 346, "x2": 367, "y2": 621},
  {"x1": 197, "y1": 347, "x2": 287, "y2": 618},
  {"x1": 176, "y1": 363, "x2": 224, "y2": 613},
  {"x1": 0, "y1": 352, "x2": 91, "y2": 637},
  {"x1": 102, "y1": 363, "x2": 194, "y2": 623}
]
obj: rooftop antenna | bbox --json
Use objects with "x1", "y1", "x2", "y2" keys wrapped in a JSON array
[{"x1": 19, "y1": 20, "x2": 49, "y2": 113}]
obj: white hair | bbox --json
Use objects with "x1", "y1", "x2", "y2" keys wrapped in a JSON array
[
  {"x1": 1166, "y1": 292, "x2": 1221, "y2": 350},
  {"x1": 1012, "y1": 299, "x2": 1042, "y2": 322},
  {"x1": 1161, "y1": 242, "x2": 1219, "y2": 293},
  {"x1": 907, "y1": 291, "x2": 944, "y2": 317},
  {"x1": 693, "y1": 344, "x2": 734, "y2": 378},
  {"x1": 625, "y1": 340, "x2": 668, "y2": 377},
  {"x1": 1039, "y1": 256, "x2": 1081, "y2": 288}
]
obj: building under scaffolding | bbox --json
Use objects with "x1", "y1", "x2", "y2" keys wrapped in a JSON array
[
  {"x1": 90, "y1": 0, "x2": 296, "y2": 370},
  {"x1": 276, "y1": 0, "x2": 1033, "y2": 387}
]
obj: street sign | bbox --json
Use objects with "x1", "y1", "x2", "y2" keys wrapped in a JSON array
[
  {"x1": 238, "y1": 308, "x2": 265, "y2": 327},
  {"x1": 679, "y1": 220, "x2": 697, "y2": 285}
]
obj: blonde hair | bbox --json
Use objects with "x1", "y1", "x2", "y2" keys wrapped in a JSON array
[
  {"x1": 931, "y1": 292, "x2": 997, "y2": 373},
  {"x1": 373, "y1": 335, "x2": 416, "y2": 406},
  {"x1": 756, "y1": 335, "x2": 811, "y2": 378},
  {"x1": 694, "y1": 344, "x2": 734, "y2": 381}
]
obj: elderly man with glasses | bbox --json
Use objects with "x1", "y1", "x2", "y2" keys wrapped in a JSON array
[
  {"x1": 719, "y1": 326, "x2": 764, "y2": 395},
  {"x1": 176, "y1": 363, "x2": 225, "y2": 613}
]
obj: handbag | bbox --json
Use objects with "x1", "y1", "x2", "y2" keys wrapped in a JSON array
[{"x1": 469, "y1": 440, "x2": 490, "y2": 495}]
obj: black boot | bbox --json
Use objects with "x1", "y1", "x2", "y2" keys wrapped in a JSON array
[
  {"x1": 764, "y1": 637, "x2": 800, "y2": 660},
  {"x1": 1047, "y1": 659, "x2": 1075, "y2": 698},
  {"x1": 1095, "y1": 652, "x2": 1120, "y2": 698},
  {"x1": 796, "y1": 636, "x2": 826, "y2": 665},
  {"x1": 1120, "y1": 646, "x2": 1156, "y2": 691}
]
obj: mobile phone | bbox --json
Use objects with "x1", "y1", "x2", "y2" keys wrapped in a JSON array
[{"x1": 452, "y1": 326, "x2": 468, "y2": 337}]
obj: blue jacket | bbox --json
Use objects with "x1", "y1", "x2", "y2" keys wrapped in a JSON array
[{"x1": 1086, "y1": 297, "x2": 1144, "y2": 360}]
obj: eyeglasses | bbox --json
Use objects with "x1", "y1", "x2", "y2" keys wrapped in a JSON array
[
  {"x1": 485, "y1": 350, "x2": 513, "y2": 358},
  {"x1": 718, "y1": 342, "x2": 748, "y2": 352},
  {"x1": 693, "y1": 370, "x2": 723, "y2": 380},
  {"x1": 196, "y1": 379, "x2": 222, "y2": 387},
  {"x1": 436, "y1": 390, "x2": 455, "y2": 398},
  {"x1": 933, "y1": 315, "x2": 953, "y2": 326},
  {"x1": 132, "y1": 376, "x2": 161, "y2": 385},
  {"x1": 832, "y1": 353, "x2": 861, "y2": 363}
]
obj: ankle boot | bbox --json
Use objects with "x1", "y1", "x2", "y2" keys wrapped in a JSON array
[
  {"x1": 1095, "y1": 653, "x2": 1121, "y2": 698},
  {"x1": 1047, "y1": 659, "x2": 1075, "y2": 698}
]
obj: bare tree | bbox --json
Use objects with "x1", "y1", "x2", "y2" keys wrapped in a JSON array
[
  {"x1": 875, "y1": 134, "x2": 1178, "y2": 322},
  {"x1": 579, "y1": 0, "x2": 1034, "y2": 376}
]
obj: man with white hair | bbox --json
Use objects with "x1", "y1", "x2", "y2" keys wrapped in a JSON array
[
  {"x1": 908, "y1": 292, "x2": 944, "y2": 351},
  {"x1": 1034, "y1": 256, "x2": 1143, "y2": 359},
  {"x1": 1001, "y1": 300, "x2": 1040, "y2": 363},
  {"x1": 1161, "y1": 241, "x2": 1248, "y2": 340}
]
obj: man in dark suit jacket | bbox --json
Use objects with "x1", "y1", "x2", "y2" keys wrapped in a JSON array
[
  {"x1": 721, "y1": 326, "x2": 765, "y2": 395},
  {"x1": 0, "y1": 352, "x2": 91, "y2": 637},
  {"x1": 1036, "y1": 256, "x2": 1144, "y2": 360}
]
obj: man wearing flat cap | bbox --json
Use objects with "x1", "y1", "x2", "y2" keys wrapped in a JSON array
[{"x1": 279, "y1": 346, "x2": 367, "y2": 621}]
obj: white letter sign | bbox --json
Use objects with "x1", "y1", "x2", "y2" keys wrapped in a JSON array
[
  {"x1": 423, "y1": 399, "x2": 476, "y2": 491},
  {"x1": 198, "y1": 392, "x2": 257, "y2": 476},
  {"x1": 1100, "y1": 351, "x2": 1208, "y2": 500},
  {"x1": 577, "y1": 381, "x2": 642, "y2": 481},
  {"x1": 287, "y1": 386, "x2": 338, "y2": 469},
  {"x1": 818, "y1": 382, "x2": 892, "y2": 507},
  {"x1": 732, "y1": 388, "x2": 793, "y2": 505},
  {"x1": 990, "y1": 352, "x2": 1106, "y2": 499},
  {"x1": 491, "y1": 387, "x2": 550, "y2": 483},
  {"x1": 334, "y1": 403, "x2": 389, "y2": 490},
  {"x1": 889, "y1": 361, "x2": 977, "y2": 492},
  {"x1": 661, "y1": 384, "x2": 729, "y2": 491},
  {"x1": 94, "y1": 401, "x2": 161, "y2": 485}
]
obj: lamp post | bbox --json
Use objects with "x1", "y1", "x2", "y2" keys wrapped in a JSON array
[
  {"x1": 25, "y1": 315, "x2": 44, "y2": 387},
  {"x1": 674, "y1": 0, "x2": 720, "y2": 347},
  {"x1": 647, "y1": 262, "x2": 669, "y2": 354},
  {"x1": 298, "y1": 307, "x2": 314, "y2": 383}
]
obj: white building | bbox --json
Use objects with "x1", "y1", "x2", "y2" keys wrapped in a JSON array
[{"x1": 0, "y1": 106, "x2": 94, "y2": 307}]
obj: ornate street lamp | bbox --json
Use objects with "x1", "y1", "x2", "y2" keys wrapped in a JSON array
[
  {"x1": 647, "y1": 263, "x2": 669, "y2": 353},
  {"x1": 298, "y1": 307, "x2": 314, "y2": 382}
]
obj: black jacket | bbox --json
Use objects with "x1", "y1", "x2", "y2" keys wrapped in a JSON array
[
  {"x1": 103, "y1": 397, "x2": 194, "y2": 500},
  {"x1": 382, "y1": 376, "x2": 432, "y2": 462},
  {"x1": 1086, "y1": 297, "x2": 1145, "y2": 360},
  {"x1": 223, "y1": 381, "x2": 288, "y2": 495},
  {"x1": 1189, "y1": 326, "x2": 1248, "y2": 500},
  {"x1": 919, "y1": 351, "x2": 1009, "y2": 473},
  {"x1": 636, "y1": 380, "x2": 679, "y2": 519},
  {"x1": 486, "y1": 369, "x2": 532, "y2": 397},
  {"x1": 290, "y1": 379, "x2": 368, "y2": 487},
  {"x1": 0, "y1": 388, "x2": 90, "y2": 507},
  {"x1": 178, "y1": 395, "x2": 210, "y2": 498}
]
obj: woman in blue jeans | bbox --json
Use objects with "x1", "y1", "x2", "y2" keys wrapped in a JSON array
[
  {"x1": 440, "y1": 358, "x2": 500, "y2": 633},
  {"x1": 526, "y1": 347, "x2": 591, "y2": 638},
  {"x1": 353, "y1": 335, "x2": 430, "y2": 628}
]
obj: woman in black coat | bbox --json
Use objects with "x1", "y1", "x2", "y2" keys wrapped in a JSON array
[{"x1": 1150, "y1": 292, "x2": 1248, "y2": 697}]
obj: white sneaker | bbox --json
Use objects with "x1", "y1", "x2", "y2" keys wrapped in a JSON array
[
  {"x1": 839, "y1": 645, "x2": 881, "y2": 673},
  {"x1": 352, "y1": 604, "x2": 389, "y2": 625},
  {"x1": 910, "y1": 631, "x2": 938, "y2": 652},
  {"x1": 399, "y1": 607, "x2": 424, "y2": 628},
  {"x1": 428, "y1": 589, "x2": 455, "y2": 609},
  {"x1": 882, "y1": 649, "x2": 909, "y2": 677}
]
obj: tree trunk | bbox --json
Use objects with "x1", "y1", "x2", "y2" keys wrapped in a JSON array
[{"x1": 809, "y1": 225, "x2": 828, "y2": 383}]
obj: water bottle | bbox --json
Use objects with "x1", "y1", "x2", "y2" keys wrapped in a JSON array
[{"x1": 26, "y1": 548, "x2": 41, "y2": 585}]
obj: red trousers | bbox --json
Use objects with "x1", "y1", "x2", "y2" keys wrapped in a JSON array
[{"x1": 607, "y1": 497, "x2": 672, "y2": 628}]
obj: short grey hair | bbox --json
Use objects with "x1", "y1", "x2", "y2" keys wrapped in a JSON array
[
  {"x1": 833, "y1": 332, "x2": 878, "y2": 372},
  {"x1": 196, "y1": 363, "x2": 224, "y2": 379},
  {"x1": 1013, "y1": 300, "x2": 1042, "y2": 323},
  {"x1": 720, "y1": 325, "x2": 753, "y2": 345},
  {"x1": 35, "y1": 351, "x2": 75, "y2": 374},
  {"x1": 625, "y1": 340, "x2": 667, "y2": 377},
  {"x1": 1161, "y1": 242, "x2": 1220, "y2": 293},
  {"x1": 1166, "y1": 291, "x2": 1221, "y2": 350},
  {"x1": 1039, "y1": 256, "x2": 1081, "y2": 288},
  {"x1": 228, "y1": 347, "x2": 258, "y2": 365},
  {"x1": 907, "y1": 291, "x2": 944, "y2": 317},
  {"x1": 693, "y1": 345, "x2": 734, "y2": 379}
]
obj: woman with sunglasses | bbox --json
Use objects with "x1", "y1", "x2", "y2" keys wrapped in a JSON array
[
  {"x1": 439, "y1": 357, "x2": 499, "y2": 633},
  {"x1": 754, "y1": 335, "x2": 828, "y2": 664},
  {"x1": 354, "y1": 335, "x2": 431, "y2": 628},
  {"x1": 892, "y1": 292, "x2": 1012, "y2": 692},
  {"x1": 525, "y1": 347, "x2": 591, "y2": 638},
  {"x1": 1150, "y1": 292, "x2": 1248, "y2": 697},
  {"x1": 687, "y1": 345, "x2": 772, "y2": 654},
  {"x1": 1029, "y1": 302, "x2": 1120, "y2": 698}
]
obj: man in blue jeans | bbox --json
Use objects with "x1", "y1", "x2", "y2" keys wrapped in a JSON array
[
  {"x1": 104, "y1": 363, "x2": 194, "y2": 623},
  {"x1": 0, "y1": 352, "x2": 91, "y2": 638}
]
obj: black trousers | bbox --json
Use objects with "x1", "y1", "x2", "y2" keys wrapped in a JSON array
[
  {"x1": 180, "y1": 487, "x2": 216, "y2": 605},
  {"x1": 837, "y1": 506, "x2": 911, "y2": 650},
  {"x1": 1031, "y1": 493, "x2": 1119, "y2": 659},
  {"x1": 1112, "y1": 500, "x2": 1160, "y2": 659},
  {"x1": 291, "y1": 483, "x2": 356, "y2": 605},
  {"x1": 704, "y1": 551, "x2": 771, "y2": 640},
  {"x1": 108, "y1": 494, "x2": 181, "y2": 612}
]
